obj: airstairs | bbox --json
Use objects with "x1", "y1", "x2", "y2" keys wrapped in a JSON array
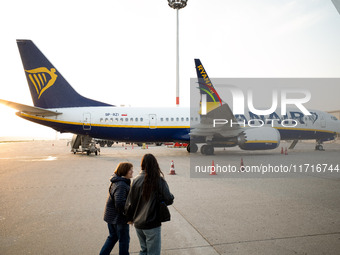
[{"x1": 70, "y1": 134, "x2": 100, "y2": 155}]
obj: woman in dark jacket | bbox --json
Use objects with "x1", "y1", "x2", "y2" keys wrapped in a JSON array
[
  {"x1": 100, "y1": 162, "x2": 133, "y2": 255},
  {"x1": 125, "y1": 154, "x2": 174, "y2": 255}
]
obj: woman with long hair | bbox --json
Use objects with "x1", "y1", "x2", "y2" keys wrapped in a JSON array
[
  {"x1": 125, "y1": 154, "x2": 174, "y2": 255},
  {"x1": 100, "y1": 162, "x2": 133, "y2": 255}
]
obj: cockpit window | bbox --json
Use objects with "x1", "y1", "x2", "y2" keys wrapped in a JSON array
[{"x1": 331, "y1": 116, "x2": 338, "y2": 121}]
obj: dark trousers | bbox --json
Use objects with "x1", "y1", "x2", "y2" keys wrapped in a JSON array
[{"x1": 100, "y1": 223, "x2": 130, "y2": 255}]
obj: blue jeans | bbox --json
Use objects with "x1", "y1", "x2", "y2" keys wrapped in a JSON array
[
  {"x1": 100, "y1": 223, "x2": 130, "y2": 255},
  {"x1": 135, "y1": 226, "x2": 161, "y2": 255}
]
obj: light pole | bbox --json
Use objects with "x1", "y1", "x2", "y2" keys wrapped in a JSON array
[{"x1": 167, "y1": 0, "x2": 188, "y2": 106}]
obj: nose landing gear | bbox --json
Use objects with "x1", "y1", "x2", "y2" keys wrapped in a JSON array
[{"x1": 315, "y1": 140, "x2": 325, "y2": 151}]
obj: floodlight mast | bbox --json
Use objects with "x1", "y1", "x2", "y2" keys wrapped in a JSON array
[{"x1": 167, "y1": 0, "x2": 188, "y2": 106}]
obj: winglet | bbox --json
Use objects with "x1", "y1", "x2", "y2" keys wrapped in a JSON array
[{"x1": 194, "y1": 59, "x2": 222, "y2": 114}]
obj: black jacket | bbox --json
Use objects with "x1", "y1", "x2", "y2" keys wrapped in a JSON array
[
  {"x1": 124, "y1": 171, "x2": 174, "y2": 229},
  {"x1": 103, "y1": 174, "x2": 131, "y2": 224}
]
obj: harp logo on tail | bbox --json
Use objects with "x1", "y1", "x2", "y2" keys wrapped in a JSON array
[{"x1": 25, "y1": 67, "x2": 58, "y2": 99}]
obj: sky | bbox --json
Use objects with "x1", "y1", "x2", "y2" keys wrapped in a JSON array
[{"x1": 0, "y1": 0, "x2": 340, "y2": 139}]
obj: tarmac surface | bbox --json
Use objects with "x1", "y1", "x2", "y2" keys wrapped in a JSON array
[{"x1": 0, "y1": 140, "x2": 339, "y2": 255}]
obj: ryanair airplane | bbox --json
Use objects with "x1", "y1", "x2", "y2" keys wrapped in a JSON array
[
  {"x1": 0, "y1": 40, "x2": 339, "y2": 155},
  {"x1": 191, "y1": 59, "x2": 340, "y2": 155}
]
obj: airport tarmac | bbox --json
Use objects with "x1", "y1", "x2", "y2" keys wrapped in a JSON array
[{"x1": 0, "y1": 140, "x2": 339, "y2": 255}]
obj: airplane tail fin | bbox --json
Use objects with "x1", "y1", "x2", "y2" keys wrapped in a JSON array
[
  {"x1": 17, "y1": 40, "x2": 113, "y2": 108},
  {"x1": 194, "y1": 59, "x2": 222, "y2": 114}
]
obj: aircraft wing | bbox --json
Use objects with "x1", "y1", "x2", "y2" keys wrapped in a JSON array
[
  {"x1": 0, "y1": 99, "x2": 62, "y2": 116},
  {"x1": 190, "y1": 104, "x2": 242, "y2": 138}
]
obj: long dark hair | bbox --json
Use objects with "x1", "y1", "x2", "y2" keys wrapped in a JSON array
[{"x1": 141, "y1": 154, "x2": 164, "y2": 200}]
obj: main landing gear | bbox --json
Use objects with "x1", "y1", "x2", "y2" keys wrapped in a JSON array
[{"x1": 186, "y1": 143, "x2": 215, "y2": 155}]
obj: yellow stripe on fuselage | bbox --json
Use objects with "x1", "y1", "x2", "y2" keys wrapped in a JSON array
[
  {"x1": 274, "y1": 127, "x2": 336, "y2": 134},
  {"x1": 18, "y1": 113, "x2": 336, "y2": 134}
]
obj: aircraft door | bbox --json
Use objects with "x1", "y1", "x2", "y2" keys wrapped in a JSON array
[
  {"x1": 149, "y1": 114, "x2": 157, "y2": 129},
  {"x1": 83, "y1": 113, "x2": 91, "y2": 130}
]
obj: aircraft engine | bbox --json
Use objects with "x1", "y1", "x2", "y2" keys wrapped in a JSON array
[{"x1": 238, "y1": 127, "x2": 280, "y2": 150}]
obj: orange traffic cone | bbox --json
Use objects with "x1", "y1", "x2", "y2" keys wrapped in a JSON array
[
  {"x1": 210, "y1": 160, "x2": 217, "y2": 175},
  {"x1": 281, "y1": 147, "x2": 284, "y2": 154},
  {"x1": 285, "y1": 147, "x2": 288, "y2": 155},
  {"x1": 169, "y1": 160, "x2": 176, "y2": 175},
  {"x1": 239, "y1": 158, "x2": 245, "y2": 172}
]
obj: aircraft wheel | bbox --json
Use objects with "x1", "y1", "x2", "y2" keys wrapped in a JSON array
[
  {"x1": 315, "y1": 144, "x2": 324, "y2": 151},
  {"x1": 87, "y1": 151, "x2": 90, "y2": 155},
  {"x1": 205, "y1": 145, "x2": 214, "y2": 155},
  {"x1": 187, "y1": 143, "x2": 198, "y2": 153},
  {"x1": 201, "y1": 145, "x2": 214, "y2": 155},
  {"x1": 200, "y1": 145, "x2": 206, "y2": 154}
]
